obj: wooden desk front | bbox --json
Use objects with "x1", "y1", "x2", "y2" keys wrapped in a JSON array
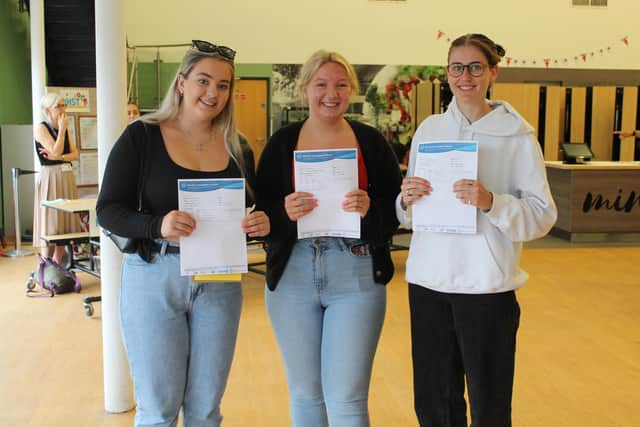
[{"x1": 545, "y1": 161, "x2": 640, "y2": 240}]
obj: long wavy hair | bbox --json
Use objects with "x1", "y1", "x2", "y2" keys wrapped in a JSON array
[{"x1": 142, "y1": 48, "x2": 252, "y2": 194}]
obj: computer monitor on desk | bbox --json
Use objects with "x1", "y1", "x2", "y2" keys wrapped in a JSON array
[{"x1": 561, "y1": 143, "x2": 593, "y2": 164}]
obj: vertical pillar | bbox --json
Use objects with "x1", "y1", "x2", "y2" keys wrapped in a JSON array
[
  {"x1": 94, "y1": 0, "x2": 134, "y2": 413},
  {"x1": 30, "y1": 0, "x2": 45, "y2": 168}
]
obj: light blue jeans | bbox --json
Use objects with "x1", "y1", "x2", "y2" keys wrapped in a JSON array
[
  {"x1": 120, "y1": 252, "x2": 242, "y2": 427},
  {"x1": 265, "y1": 237, "x2": 386, "y2": 427}
]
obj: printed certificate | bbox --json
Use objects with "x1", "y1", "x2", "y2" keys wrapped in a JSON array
[
  {"x1": 294, "y1": 148, "x2": 360, "y2": 239},
  {"x1": 412, "y1": 141, "x2": 478, "y2": 234},
  {"x1": 178, "y1": 179, "x2": 247, "y2": 276}
]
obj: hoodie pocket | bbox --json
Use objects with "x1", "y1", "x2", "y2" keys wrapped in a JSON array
[{"x1": 407, "y1": 231, "x2": 507, "y2": 292}]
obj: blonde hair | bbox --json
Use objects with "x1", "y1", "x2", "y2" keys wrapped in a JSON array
[
  {"x1": 297, "y1": 50, "x2": 360, "y2": 101},
  {"x1": 142, "y1": 48, "x2": 252, "y2": 193}
]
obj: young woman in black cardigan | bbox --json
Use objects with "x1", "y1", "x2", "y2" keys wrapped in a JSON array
[{"x1": 255, "y1": 50, "x2": 402, "y2": 427}]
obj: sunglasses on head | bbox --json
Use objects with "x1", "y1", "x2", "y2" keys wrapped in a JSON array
[{"x1": 191, "y1": 40, "x2": 236, "y2": 61}]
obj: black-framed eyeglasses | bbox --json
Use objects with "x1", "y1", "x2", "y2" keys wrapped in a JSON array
[
  {"x1": 447, "y1": 62, "x2": 487, "y2": 77},
  {"x1": 191, "y1": 40, "x2": 236, "y2": 61}
]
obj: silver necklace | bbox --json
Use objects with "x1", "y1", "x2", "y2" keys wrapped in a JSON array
[{"x1": 180, "y1": 126, "x2": 217, "y2": 152}]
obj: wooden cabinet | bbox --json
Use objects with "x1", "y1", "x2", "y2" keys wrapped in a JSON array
[{"x1": 546, "y1": 161, "x2": 640, "y2": 241}]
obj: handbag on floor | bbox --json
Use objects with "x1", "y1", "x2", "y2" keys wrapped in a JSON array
[{"x1": 26, "y1": 255, "x2": 81, "y2": 297}]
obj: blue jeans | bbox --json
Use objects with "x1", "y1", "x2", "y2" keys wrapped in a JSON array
[
  {"x1": 120, "y1": 252, "x2": 242, "y2": 427},
  {"x1": 265, "y1": 238, "x2": 386, "y2": 427}
]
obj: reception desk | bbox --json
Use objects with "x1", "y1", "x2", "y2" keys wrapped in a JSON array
[{"x1": 545, "y1": 161, "x2": 640, "y2": 241}]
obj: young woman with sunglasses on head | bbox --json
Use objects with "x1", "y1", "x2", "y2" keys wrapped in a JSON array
[
  {"x1": 397, "y1": 34, "x2": 557, "y2": 427},
  {"x1": 255, "y1": 50, "x2": 402, "y2": 427},
  {"x1": 97, "y1": 40, "x2": 270, "y2": 427},
  {"x1": 33, "y1": 93, "x2": 82, "y2": 266}
]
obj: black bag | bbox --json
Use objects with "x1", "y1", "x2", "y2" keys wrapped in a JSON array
[
  {"x1": 102, "y1": 123, "x2": 152, "y2": 259},
  {"x1": 103, "y1": 231, "x2": 139, "y2": 253}
]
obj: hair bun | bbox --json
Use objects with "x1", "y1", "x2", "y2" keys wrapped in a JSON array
[{"x1": 495, "y1": 44, "x2": 506, "y2": 58}]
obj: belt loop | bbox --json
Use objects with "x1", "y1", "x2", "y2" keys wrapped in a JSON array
[{"x1": 160, "y1": 240, "x2": 168, "y2": 256}]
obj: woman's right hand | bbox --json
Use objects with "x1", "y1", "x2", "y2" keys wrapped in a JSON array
[
  {"x1": 401, "y1": 176, "x2": 432, "y2": 207},
  {"x1": 284, "y1": 192, "x2": 317, "y2": 221},
  {"x1": 160, "y1": 210, "x2": 196, "y2": 242},
  {"x1": 57, "y1": 113, "x2": 68, "y2": 131}
]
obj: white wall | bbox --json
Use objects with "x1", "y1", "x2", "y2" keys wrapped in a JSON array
[
  {"x1": 1, "y1": 125, "x2": 35, "y2": 238},
  {"x1": 125, "y1": 0, "x2": 640, "y2": 69}
]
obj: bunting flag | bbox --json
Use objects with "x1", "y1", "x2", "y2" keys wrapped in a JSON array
[{"x1": 435, "y1": 30, "x2": 631, "y2": 67}]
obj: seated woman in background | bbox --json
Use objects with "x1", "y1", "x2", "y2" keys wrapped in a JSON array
[{"x1": 33, "y1": 92, "x2": 81, "y2": 266}]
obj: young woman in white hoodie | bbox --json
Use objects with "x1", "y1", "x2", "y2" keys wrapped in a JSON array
[{"x1": 397, "y1": 33, "x2": 558, "y2": 427}]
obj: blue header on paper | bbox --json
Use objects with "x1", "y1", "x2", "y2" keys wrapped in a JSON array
[
  {"x1": 294, "y1": 149, "x2": 357, "y2": 163},
  {"x1": 179, "y1": 179, "x2": 244, "y2": 192},
  {"x1": 418, "y1": 142, "x2": 477, "y2": 153}
]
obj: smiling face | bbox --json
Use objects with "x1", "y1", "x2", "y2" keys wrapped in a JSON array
[
  {"x1": 177, "y1": 57, "x2": 233, "y2": 122},
  {"x1": 447, "y1": 44, "x2": 498, "y2": 106},
  {"x1": 303, "y1": 61, "x2": 353, "y2": 121}
]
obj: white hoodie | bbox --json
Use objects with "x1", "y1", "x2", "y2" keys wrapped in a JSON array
[{"x1": 397, "y1": 98, "x2": 557, "y2": 294}]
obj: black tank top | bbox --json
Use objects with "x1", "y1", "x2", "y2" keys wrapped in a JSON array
[{"x1": 35, "y1": 121, "x2": 71, "y2": 166}]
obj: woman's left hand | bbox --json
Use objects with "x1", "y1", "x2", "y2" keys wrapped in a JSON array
[
  {"x1": 242, "y1": 210, "x2": 270, "y2": 238},
  {"x1": 38, "y1": 145, "x2": 55, "y2": 160},
  {"x1": 342, "y1": 189, "x2": 370, "y2": 218},
  {"x1": 452, "y1": 179, "x2": 493, "y2": 211}
]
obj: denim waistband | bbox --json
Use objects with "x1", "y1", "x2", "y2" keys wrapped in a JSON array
[
  {"x1": 151, "y1": 239, "x2": 180, "y2": 255},
  {"x1": 297, "y1": 236, "x2": 368, "y2": 251}
]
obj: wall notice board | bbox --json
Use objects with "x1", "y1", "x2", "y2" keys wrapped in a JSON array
[{"x1": 72, "y1": 115, "x2": 98, "y2": 187}]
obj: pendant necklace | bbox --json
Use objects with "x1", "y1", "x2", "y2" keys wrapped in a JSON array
[{"x1": 181, "y1": 125, "x2": 216, "y2": 152}]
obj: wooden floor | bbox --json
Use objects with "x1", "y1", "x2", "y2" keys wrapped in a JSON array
[{"x1": 0, "y1": 241, "x2": 639, "y2": 427}]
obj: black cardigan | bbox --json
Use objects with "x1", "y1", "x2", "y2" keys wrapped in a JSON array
[
  {"x1": 97, "y1": 121, "x2": 255, "y2": 243},
  {"x1": 255, "y1": 119, "x2": 402, "y2": 290}
]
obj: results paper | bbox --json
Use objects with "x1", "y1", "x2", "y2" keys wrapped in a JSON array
[
  {"x1": 178, "y1": 179, "x2": 247, "y2": 276},
  {"x1": 294, "y1": 148, "x2": 360, "y2": 239},
  {"x1": 412, "y1": 141, "x2": 478, "y2": 234}
]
